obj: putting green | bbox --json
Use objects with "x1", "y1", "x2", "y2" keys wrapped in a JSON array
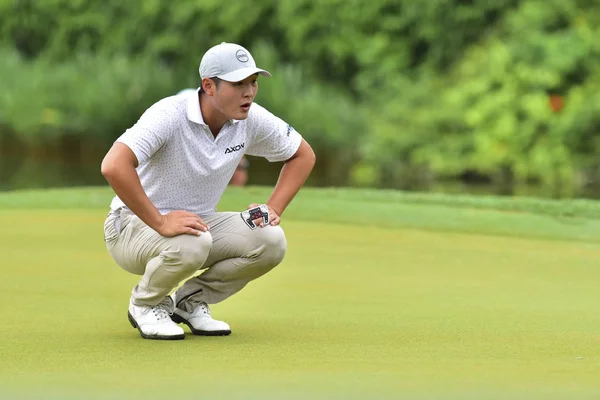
[{"x1": 0, "y1": 187, "x2": 599, "y2": 399}]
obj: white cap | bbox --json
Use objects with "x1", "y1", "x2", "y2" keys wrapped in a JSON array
[{"x1": 199, "y1": 42, "x2": 271, "y2": 82}]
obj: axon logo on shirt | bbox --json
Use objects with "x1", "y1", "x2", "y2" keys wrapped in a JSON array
[{"x1": 225, "y1": 143, "x2": 245, "y2": 154}]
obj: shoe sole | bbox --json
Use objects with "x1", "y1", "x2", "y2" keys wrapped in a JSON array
[
  {"x1": 128, "y1": 312, "x2": 185, "y2": 340},
  {"x1": 171, "y1": 313, "x2": 232, "y2": 336}
]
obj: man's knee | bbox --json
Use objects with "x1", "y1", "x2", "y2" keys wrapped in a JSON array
[
  {"x1": 164, "y1": 233, "x2": 213, "y2": 272},
  {"x1": 258, "y1": 226, "x2": 287, "y2": 266}
]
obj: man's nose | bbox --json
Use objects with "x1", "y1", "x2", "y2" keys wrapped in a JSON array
[{"x1": 243, "y1": 84, "x2": 255, "y2": 97}]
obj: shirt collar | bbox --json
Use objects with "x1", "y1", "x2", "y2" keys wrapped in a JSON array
[
  {"x1": 186, "y1": 87, "x2": 244, "y2": 126},
  {"x1": 186, "y1": 88, "x2": 206, "y2": 125}
]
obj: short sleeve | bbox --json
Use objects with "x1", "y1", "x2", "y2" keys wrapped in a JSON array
[
  {"x1": 245, "y1": 105, "x2": 302, "y2": 162},
  {"x1": 116, "y1": 101, "x2": 175, "y2": 166}
]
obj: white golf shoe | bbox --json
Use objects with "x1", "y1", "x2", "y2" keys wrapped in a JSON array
[
  {"x1": 170, "y1": 294, "x2": 231, "y2": 336},
  {"x1": 127, "y1": 296, "x2": 185, "y2": 340}
]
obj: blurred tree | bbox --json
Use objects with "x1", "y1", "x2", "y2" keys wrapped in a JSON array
[
  {"x1": 357, "y1": 0, "x2": 600, "y2": 195},
  {"x1": 1, "y1": 0, "x2": 599, "y2": 196}
]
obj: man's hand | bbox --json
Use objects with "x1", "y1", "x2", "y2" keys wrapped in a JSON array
[
  {"x1": 157, "y1": 210, "x2": 209, "y2": 237},
  {"x1": 248, "y1": 203, "x2": 280, "y2": 227}
]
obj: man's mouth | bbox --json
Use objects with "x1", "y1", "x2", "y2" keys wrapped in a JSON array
[{"x1": 241, "y1": 102, "x2": 251, "y2": 111}]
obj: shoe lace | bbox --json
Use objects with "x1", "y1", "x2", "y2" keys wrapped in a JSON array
[
  {"x1": 198, "y1": 302, "x2": 210, "y2": 316},
  {"x1": 143, "y1": 298, "x2": 174, "y2": 321},
  {"x1": 187, "y1": 298, "x2": 211, "y2": 316},
  {"x1": 150, "y1": 305, "x2": 170, "y2": 321}
]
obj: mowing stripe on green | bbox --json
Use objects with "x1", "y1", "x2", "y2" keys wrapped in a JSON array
[{"x1": 0, "y1": 186, "x2": 598, "y2": 242}]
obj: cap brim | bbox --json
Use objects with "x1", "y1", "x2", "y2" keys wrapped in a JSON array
[{"x1": 217, "y1": 67, "x2": 271, "y2": 82}]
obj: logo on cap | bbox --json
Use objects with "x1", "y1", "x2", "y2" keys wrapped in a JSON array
[{"x1": 236, "y1": 49, "x2": 249, "y2": 63}]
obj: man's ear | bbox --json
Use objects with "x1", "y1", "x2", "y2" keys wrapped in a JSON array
[{"x1": 202, "y1": 78, "x2": 216, "y2": 96}]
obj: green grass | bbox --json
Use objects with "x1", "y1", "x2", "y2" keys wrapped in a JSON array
[
  {"x1": 2, "y1": 186, "x2": 600, "y2": 242},
  {"x1": 0, "y1": 186, "x2": 599, "y2": 399}
]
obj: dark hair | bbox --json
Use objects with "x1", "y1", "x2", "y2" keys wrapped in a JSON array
[{"x1": 200, "y1": 77, "x2": 222, "y2": 93}]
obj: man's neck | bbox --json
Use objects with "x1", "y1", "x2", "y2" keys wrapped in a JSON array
[{"x1": 199, "y1": 93, "x2": 228, "y2": 137}]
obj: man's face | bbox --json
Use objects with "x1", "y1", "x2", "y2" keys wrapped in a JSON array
[{"x1": 211, "y1": 74, "x2": 259, "y2": 120}]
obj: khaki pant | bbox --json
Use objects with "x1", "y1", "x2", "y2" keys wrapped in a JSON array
[{"x1": 103, "y1": 208, "x2": 287, "y2": 307}]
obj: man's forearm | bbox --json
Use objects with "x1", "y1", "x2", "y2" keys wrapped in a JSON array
[
  {"x1": 103, "y1": 164, "x2": 163, "y2": 230},
  {"x1": 267, "y1": 146, "x2": 316, "y2": 215}
]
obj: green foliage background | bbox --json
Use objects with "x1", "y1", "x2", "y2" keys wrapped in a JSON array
[{"x1": 1, "y1": 0, "x2": 599, "y2": 196}]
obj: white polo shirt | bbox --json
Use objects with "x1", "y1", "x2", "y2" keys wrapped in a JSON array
[{"x1": 109, "y1": 89, "x2": 302, "y2": 216}]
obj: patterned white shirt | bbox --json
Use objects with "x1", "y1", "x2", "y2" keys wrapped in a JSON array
[{"x1": 109, "y1": 89, "x2": 302, "y2": 216}]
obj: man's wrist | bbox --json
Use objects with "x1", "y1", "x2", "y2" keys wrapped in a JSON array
[
  {"x1": 146, "y1": 211, "x2": 164, "y2": 231},
  {"x1": 267, "y1": 203, "x2": 283, "y2": 216}
]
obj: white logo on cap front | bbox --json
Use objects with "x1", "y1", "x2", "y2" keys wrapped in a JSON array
[{"x1": 236, "y1": 49, "x2": 249, "y2": 63}]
